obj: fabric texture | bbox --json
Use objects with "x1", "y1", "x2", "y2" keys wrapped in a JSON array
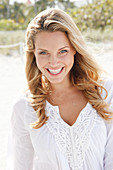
[{"x1": 7, "y1": 78, "x2": 113, "y2": 170}]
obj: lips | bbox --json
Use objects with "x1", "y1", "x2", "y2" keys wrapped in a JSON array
[{"x1": 47, "y1": 67, "x2": 64, "y2": 75}]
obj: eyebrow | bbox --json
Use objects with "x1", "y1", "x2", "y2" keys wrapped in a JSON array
[
  {"x1": 37, "y1": 46, "x2": 70, "y2": 51},
  {"x1": 59, "y1": 46, "x2": 70, "y2": 50}
]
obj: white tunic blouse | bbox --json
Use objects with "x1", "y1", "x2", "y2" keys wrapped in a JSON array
[{"x1": 7, "y1": 78, "x2": 113, "y2": 170}]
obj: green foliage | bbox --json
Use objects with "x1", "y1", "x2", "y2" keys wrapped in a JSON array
[
  {"x1": 10, "y1": 2, "x2": 26, "y2": 23},
  {"x1": 0, "y1": 0, "x2": 113, "y2": 31},
  {"x1": 0, "y1": 19, "x2": 23, "y2": 30},
  {"x1": 69, "y1": 0, "x2": 113, "y2": 31}
]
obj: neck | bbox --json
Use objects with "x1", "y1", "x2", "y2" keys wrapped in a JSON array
[
  {"x1": 51, "y1": 79, "x2": 73, "y2": 94},
  {"x1": 47, "y1": 81, "x2": 78, "y2": 106},
  {"x1": 47, "y1": 79, "x2": 74, "y2": 104}
]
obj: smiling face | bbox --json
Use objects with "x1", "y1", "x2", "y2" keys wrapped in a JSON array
[{"x1": 34, "y1": 31, "x2": 76, "y2": 87}]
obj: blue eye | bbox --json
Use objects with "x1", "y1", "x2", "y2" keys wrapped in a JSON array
[
  {"x1": 60, "y1": 50, "x2": 67, "y2": 54},
  {"x1": 39, "y1": 51, "x2": 47, "y2": 55}
]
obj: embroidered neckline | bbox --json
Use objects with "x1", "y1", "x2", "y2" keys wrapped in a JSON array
[
  {"x1": 45, "y1": 101, "x2": 97, "y2": 170},
  {"x1": 46, "y1": 101, "x2": 90, "y2": 128}
]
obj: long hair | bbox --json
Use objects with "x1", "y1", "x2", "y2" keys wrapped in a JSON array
[{"x1": 25, "y1": 8, "x2": 113, "y2": 129}]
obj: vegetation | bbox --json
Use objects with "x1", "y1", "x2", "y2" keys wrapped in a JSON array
[
  {"x1": 0, "y1": 0, "x2": 112, "y2": 57},
  {"x1": 0, "y1": 0, "x2": 75, "y2": 30},
  {"x1": 0, "y1": 19, "x2": 23, "y2": 30},
  {"x1": 0, "y1": 0, "x2": 113, "y2": 37},
  {"x1": 69, "y1": 0, "x2": 113, "y2": 31}
]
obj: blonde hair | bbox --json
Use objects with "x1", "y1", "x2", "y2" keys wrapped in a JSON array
[{"x1": 25, "y1": 8, "x2": 113, "y2": 129}]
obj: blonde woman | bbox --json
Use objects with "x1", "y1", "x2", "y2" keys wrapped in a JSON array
[{"x1": 7, "y1": 8, "x2": 113, "y2": 170}]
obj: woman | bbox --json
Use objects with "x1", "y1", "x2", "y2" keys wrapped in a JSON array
[{"x1": 8, "y1": 8, "x2": 113, "y2": 170}]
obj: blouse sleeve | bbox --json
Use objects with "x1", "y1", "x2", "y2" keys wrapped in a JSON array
[
  {"x1": 104, "y1": 120, "x2": 113, "y2": 170},
  {"x1": 103, "y1": 78, "x2": 113, "y2": 170},
  {"x1": 6, "y1": 94, "x2": 34, "y2": 170}
]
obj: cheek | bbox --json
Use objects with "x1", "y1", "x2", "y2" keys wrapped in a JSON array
[
  {"x1": 64, "y1": 54, "x2": 74, "y2": 65},
  {"x1": 35, "y1": 57, "x2": 47, "y2": 68}
]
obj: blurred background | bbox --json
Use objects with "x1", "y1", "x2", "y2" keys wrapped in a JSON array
[{"x1": 0, "y1": 0, "x2": 113, "y2": 169}]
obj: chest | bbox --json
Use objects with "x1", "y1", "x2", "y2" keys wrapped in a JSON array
[
  {"x1": 58, "y1": 95, "x2": 87, "y2": 126},
  {"x1": 30, "y1": 106, "x2": 106, "y2": 170}
]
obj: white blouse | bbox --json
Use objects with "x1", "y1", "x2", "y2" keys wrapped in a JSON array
[{"x1": 7, "y1": 78, "x2": 113, "y2": 170}]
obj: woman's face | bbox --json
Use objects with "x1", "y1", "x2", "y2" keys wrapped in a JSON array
[{"x1": 34, "y1": 31, "x2": 76, "y2": 86}]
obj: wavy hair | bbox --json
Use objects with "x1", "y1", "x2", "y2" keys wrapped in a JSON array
[{"x1": 25, "y1": 8, "x2": 113, "y2": 129}]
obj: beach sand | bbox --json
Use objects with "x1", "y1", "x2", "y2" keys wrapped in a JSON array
[{"x1": 0, "y1": 43, "x2": 113, "y2": 170}]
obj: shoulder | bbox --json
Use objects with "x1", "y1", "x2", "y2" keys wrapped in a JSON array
[
  {"x1": 11, "y1": 91, "x2": 37, "y2": 130},
  {"x1": 11, "y1": 91, "x2": 31, "y2": 126},
  {"x1": 102, "y1": 77, "x2": 113, "y2": 90},
  {"x1": 10, "y1": 91, "x2": 37, "y2": 137},
  {"x1": 11, "y1": 92, "x2": 28, "y2": 115},
  {"x1": 101, "y1": 78, "x2": 113, "y2": 133},
  {"x1": 101, "y1": 77, "x2": 113, "y2": 103}
]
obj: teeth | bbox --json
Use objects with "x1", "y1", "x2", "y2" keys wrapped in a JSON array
[{"x1": 48, "y1": 68, "x2": 63, "y2": 74}]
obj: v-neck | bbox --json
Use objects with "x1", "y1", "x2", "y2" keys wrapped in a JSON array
[
  {"x1": 45, "y1": 100, "x2": 97, "y2": 170},
  {"x1": 46, "y1": 100, "x2": 93, "y2": 129}
]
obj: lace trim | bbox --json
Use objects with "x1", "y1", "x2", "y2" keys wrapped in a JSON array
[{"x1": 45, "y1": 101, "x2": 97, "y2": 170}]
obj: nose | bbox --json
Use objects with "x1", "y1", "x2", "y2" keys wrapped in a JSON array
[{"x1": 49, "y1": 55, "x2": 58, "y2": 66}]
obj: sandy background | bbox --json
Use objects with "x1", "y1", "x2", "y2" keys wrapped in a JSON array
[{"x1": 0, "y1": 42, "x2": 113, "y2": 170}]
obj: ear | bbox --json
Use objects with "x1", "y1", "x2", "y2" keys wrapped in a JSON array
[
  {"x1": 33, "y1": 49, "x2": 36, "y2": 58},
  {"x1": 74, "y1": 50, "x2": 76, "y2": 55},
  {"x1": 73, "y1": 48, "x2": 76, "y2": 56}
]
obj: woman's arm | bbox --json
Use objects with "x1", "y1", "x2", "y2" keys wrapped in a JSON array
[
  {"x1": 7, "y1": 95, "x2": 34, "y2": 170},
  {"x1": 104, "y1": 120, "x2": 113, "y2": 170},
  {"x1": 103, "y1": 79, "x2": 113, "y2": 170}
]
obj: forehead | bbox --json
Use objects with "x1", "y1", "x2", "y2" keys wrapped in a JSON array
[{"x1": 35, "y1": 31, "x2": 71, "y2": 48}]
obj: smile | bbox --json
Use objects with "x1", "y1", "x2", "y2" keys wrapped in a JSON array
[{"x1": 47, "y1": 67, "x2": 64, "y2": 75}]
